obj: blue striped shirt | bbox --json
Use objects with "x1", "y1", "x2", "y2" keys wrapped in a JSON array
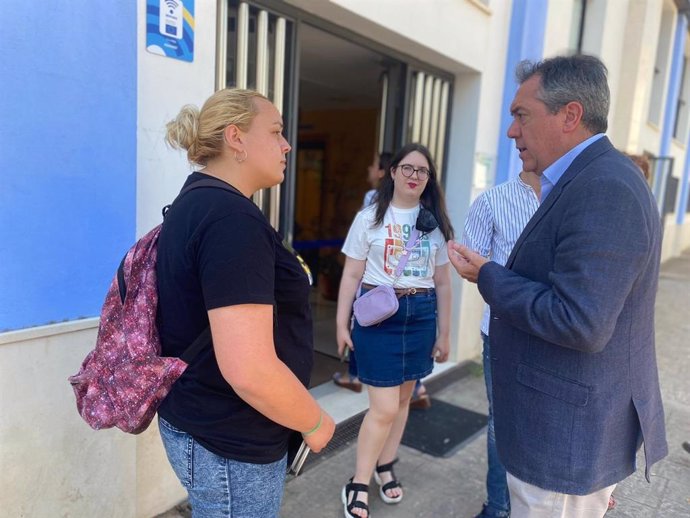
[{"x1": 462, "y1": 175, "x2": 540, "y2": 335}]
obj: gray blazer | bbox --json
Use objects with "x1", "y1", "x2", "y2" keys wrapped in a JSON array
[{"x1": 478, "y1": 137, "x2": 667, "y2": 495}]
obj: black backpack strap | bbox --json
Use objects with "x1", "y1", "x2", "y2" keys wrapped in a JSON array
[
  {"x1": 159, "y1": 177, "x2": 236, "y2": 361},
  {"x1": 117, "y1": 254, "x2": 128, "y2": 304},
  {"x1": 179, "y1": 326, "x2": 212, "y2": 363},
  {"x1": 163, "y1": 177, "x2": 244, "y2": 218}
]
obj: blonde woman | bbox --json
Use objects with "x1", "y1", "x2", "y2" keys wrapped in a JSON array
[{"x1": 158, "y1": 89, "x2": 334, "y2": 517}]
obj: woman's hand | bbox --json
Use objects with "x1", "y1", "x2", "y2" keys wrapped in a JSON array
[
  {"x1": 335, "y1": 257, "x2": 366, "y2": 356},
  {"x1": 336, "y1": 325, "x2": 354, "y2": 357},
  {"x1": 432, "y1": 335, "x2": 450, "y2": 363},
  {"x1": 302, "y1": 410, "x2": 335, "y2": 453}
]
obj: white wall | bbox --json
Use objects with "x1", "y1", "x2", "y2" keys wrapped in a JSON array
[
  {"x1": 137, "y1": 0, "x2": 219, "y2": 236},
  {"x1": 609, "y1": 0, "x2": 664, "y2": 152},
  {"x1": 0, "y1": 321, "x2": 186, "y2": 518},
  {"x1": 287, "y1": 0, "x2": 494, "y2": 73},
  {"x1": 473, "y1": 1, "x2": 513, "y2": 179},
  {"x1": 580, "y1": 0, "x2": 631, "y2": 134},
  {"x1": 446, "y1": 74, "x2": 484, "y2": 360},
  {"x1": 0, "y1": 322, "x2": 137, "y2": 518},
  {"x1": 543, "y1": 0, "x2": 578, "y2": 56}
]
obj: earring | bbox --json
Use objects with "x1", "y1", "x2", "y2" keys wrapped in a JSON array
[{"x1": 234, "y1": 149, "x2": 247, "y2": 163}]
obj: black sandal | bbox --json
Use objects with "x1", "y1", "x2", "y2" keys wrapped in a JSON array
[
  {"x1": 374, "y1": 459, "x2": 403, "y2": 504},
  {"x1": 341, "y1": 478, "x2": 370, "y2": 518}
]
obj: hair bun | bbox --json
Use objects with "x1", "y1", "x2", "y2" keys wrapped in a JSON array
[{"x1": 165, "y1": 104, "x2": 200, "y2": 153}]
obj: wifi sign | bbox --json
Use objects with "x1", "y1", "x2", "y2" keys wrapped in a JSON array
[{"x1": 159, "y1": 0, "x2": 183, "y2": 40}]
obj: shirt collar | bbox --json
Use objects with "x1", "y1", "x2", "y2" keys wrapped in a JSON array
[{"x1": 541, "y1": 133, "x2": 605, "y2": 197}]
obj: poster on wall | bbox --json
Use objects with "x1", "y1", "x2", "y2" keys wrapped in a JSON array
[{"x1": 146, "y1": 0, "x2": 194, "y2": 62}]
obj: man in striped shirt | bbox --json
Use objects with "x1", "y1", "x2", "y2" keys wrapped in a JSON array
[{"x1": 462, "y1": 170, "x2": 540, "y2": 518}]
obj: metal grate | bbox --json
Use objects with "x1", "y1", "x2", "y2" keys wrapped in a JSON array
[{"x1": 295, "y1": 412, "x2": 366, "y2": 475}]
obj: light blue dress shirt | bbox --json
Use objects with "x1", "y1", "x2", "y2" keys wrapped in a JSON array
[{"x1": 540, "y1": 133, "x2": 605, "y2": 201}]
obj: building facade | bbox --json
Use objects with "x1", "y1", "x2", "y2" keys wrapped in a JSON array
[{"x1": 2, "y1": 1, "x2": 689, "y2": 516}]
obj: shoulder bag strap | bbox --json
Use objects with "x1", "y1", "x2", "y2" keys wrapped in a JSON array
[
  {"x1": 356, "y1": 228, "x2": 421, "y2": 297},
  {"x1": 394, "y1": 228, "x2": 420, "y2": 277}
]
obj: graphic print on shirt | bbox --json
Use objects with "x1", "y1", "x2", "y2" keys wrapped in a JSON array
[{"x1": 383, "y1": 223, "x2": 430, "y2": 277}]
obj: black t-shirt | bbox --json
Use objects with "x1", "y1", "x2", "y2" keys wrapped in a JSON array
[{"x1": 156, "y1": 172, "x2": 313, "y2": 463}]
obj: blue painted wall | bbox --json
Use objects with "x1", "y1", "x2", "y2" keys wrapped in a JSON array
[
  {"x1": 0, "y1": 2, "x2": 137, "y2": 331},
  {"x1": 495, "y1": 0, "x2": 548, "y2": 185}
]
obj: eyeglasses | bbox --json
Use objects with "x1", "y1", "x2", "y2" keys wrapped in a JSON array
[{"x1": 397, "y1": 164, "x2": 430, "y2": 180}]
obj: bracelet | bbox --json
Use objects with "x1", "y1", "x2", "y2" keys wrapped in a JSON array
[{"x1": 303, "y1": 412, "x2": 323, "y2": 437}]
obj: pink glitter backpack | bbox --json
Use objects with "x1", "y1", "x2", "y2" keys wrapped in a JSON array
[{"x1": 68, "y1": 178, "x2": 240, "y2": 434}]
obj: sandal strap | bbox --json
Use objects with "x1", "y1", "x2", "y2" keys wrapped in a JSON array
[
  {"x1": 376, "y1": 458, "x2": 399, "y2": 473},
  {"x1": 347, "y1": 500, "x2": 369, "y2": 513},
  {"x1": 381, "y1": 480, "x2": 402, "y2": 492},
  {"x1": 346, "y1": 481, "x2": 369, "y2": 493},
  {"x1": 345, "y1": 480, "x2": 370, "y2": 515}
]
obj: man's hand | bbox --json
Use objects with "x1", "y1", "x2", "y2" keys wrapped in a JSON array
[{"x1": 447, "y1": 240, "x2": 490, "y2": 283}]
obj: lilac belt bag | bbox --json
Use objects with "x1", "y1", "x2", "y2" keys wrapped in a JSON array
[{"x1": 352, "y1": 229, "x2": 419, "y2": 327}]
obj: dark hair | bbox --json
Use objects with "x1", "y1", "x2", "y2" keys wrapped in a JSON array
[
  {"x1": 515, "y1": 55, "x2": 610, "y2": 134},
  {"x1": 373, "y1": 143, "x2": 454, "y2": 241},
  {"x1": 378, "y1": 151, "x2": 393, "y2": 171}
]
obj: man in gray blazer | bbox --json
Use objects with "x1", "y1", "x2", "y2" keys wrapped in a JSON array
[{"x1": 449, "y1": 55, "x2": 667, "y2": 517}]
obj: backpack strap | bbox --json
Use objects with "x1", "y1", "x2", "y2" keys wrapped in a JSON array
[
  {"x1": 179, "y1": 326, "x2": 212, "y2": 364},
  {"x1": 119, "y1": 177, "x2": 245, "y2": 304},
  {"x1": 162, "y1": 177, "x2": 244, "y2": 218},
  {"x1": 162, "y1": 178, "x2": 242, "y2": 363}
]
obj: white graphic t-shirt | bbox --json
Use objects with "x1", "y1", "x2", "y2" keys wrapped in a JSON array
[{"x1": 342, "y1": 204, "x2": 449, "y2": 289}]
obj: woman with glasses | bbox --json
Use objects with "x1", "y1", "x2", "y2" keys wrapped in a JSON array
[{"x1": 336, "y1": 143, "x2": 454, "y2": 518}]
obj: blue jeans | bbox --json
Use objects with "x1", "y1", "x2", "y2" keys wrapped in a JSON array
[
  {"x1": 481, "y1": 332, "x2": 510, "y2": 517},
  {"x1": 158, "y1": 417, "x2": 287, "y2": 518}
]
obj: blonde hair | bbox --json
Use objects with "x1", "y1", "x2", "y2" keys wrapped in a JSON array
[{"x1": 165, "y1": 89, "x2": 269, "y2": 165}]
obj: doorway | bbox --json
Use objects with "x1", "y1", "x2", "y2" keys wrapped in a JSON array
[
  {"x1": 216, "y1": 1, "x2": 454, "y2": 387},
  {"x1": 292, "y1": 24, "x2": 403, "y2": 384}
]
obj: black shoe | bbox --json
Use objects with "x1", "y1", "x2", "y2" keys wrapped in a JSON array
[{"x1": 474, "y1": 504, "x2": 510, "y2": 518}]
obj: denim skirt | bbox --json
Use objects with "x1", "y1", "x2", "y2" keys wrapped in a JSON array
[{"x1": 352, "y1": 288, "x2": 436, "y2": 387}]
